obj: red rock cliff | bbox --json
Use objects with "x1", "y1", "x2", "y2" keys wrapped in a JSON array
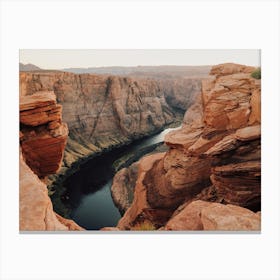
[
  {"x1": 117, "y1": 63, "x2": 261, "y2": 231},
  {"x1": 20, "y1": 91, "x2": 83, "y2": 231},
  {"x1": 20, "y1": 91, "x2": 68, "y2": 177}
]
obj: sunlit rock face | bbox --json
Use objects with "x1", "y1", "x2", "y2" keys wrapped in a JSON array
[
  {"x1": 164, "y1": 200, "x2": 261, "y2": 231},
  {"x1": 116, "y1": 63, "x2": 261, "y2": 231},
  {"x1": 111, "y1": 162, "x2": 139, "y2": 215},
  {"x1": 19, "y1": 152, "x2": 83, "y2": 231},
  {"x1": 19, "y1": 91, "x2": 83, "y2": 231},
  {"x1": 20, "y1": 91, "x2": 68, "y2": 177}
]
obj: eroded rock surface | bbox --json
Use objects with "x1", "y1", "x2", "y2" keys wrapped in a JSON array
[
  {"x1": 20, "y1": 91, "x2": 68, "y2": 177},
  {"x1": 117, "y1": 63, "x2": 261, "y2": 231},
  {"x1": 165, "y1": 200, "x2": 260, "y2": 231},
  {"x1": 19, "y1": 153, "x2": 83, "y2": 231},
  {"x1": 20, "y1": 91, "x2": 61, "y2": 126},
  {"x1": 20, "y1": 72, "x2": 204, "y2": 168},
  {"x1": 160, "y1": 78, "x2": 203, "y2": 111},
  {"x1": 117, "y1": 153, "x2": 170, "y2": 229},
  {"x1": 111, "y1": 162, "x2": 139, "y2": 214},
  {"x1": 19, "y1": 91, "x2": 82, "y2": 231}
]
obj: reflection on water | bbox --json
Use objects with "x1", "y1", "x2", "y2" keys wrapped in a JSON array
[
  {"x1": 64, "y1": 126, "x2": 181, "y2": 230},
  {"x1": 71, "y1": 179, "x2": 121, "y2": 230}
]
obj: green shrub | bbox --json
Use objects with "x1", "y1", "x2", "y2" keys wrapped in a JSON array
[{"x1": 251, "y1": 67, "x2": 261, "y2": 79}]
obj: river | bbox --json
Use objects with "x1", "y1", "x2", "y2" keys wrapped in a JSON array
[{"x1": 63, "y1": 126, "x2": 181, "y2": 230}]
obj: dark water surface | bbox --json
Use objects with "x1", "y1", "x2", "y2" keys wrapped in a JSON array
[{"x1": 63, "y1": 127, "x2": 180, "y2": 230}]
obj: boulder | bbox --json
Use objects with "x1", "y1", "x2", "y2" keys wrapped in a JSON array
[
  {"x1": 201, "y1": 203, "x2": 261, "y2": 231},
  {"x1": 165, "y1": 200, "x2": 261, "y2": 231}
]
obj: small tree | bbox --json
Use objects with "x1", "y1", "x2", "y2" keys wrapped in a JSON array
[{"x1": 251, "y1": 67, "x2": 261, "y2": 79}]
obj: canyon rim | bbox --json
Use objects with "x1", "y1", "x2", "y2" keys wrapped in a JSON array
[{"x1": 19, "y1": 49, "x2": 261, "y2": 232}]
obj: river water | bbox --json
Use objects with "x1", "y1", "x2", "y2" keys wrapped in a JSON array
[{"x1": 63, "y1": 126, "x2": 180, "y2": 230}]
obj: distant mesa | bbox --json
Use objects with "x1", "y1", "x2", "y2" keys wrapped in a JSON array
[
  {"x1": 19, "y1": 63, "x2": 211, "y2": 78},
  {"x1": 19, "y1": 63, "x2": 42, "y2": 71},
  {"x1": 62, "y1": 65, "x2": 211, "y2": 78}
]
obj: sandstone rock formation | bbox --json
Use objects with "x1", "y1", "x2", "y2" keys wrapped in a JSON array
[
  {"x1": 20, "y1": 72, "x2": 203, "y2": 168},
  {"x1": 20, "y1": 91, "x2": 68, "y2": 177},
  {"x1": 117, "y1": 152, "x2": 174, "y2": 229},
  {"x1": 164, "y1": 200, "x2": 260, "y2": 231},
  {"x1": 19, "y1": 91, "x2": 82, "y2": 231},
  {"x1": 20, "y1": 153, "x2": 83, "y2": 231},
  {"x1": 20, "y1": 91, "x2": 62, "y2": 126},
  {"x1": 111, "y1": 162, "x2": 139, "y2": 214},
  {"x1": 117, "y1": 63, "x2": 261, "y2": 231},
  {"x1": 210, "y1": 63, "x2": 255, "y2": 77}
]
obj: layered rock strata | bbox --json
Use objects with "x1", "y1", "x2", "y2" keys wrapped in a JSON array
[
  {"x1": 20, "y1": 72, "x2": 203, "y2": 168},
  {"x1": 20, "y1": 153, "x2": 83, "y2": 230},
  {"x1": 111, "y1": 162, "x2": 139, "y2": 214},
  {"x1": 19, "y1": 91, "x2": 82, "y2": 230},
  {"x1": 20, "y1": 91, "x2": 68, "y2": 177},
  {"x1": 160, "y1": 78, "x2": 202, "y2": 112},
  {"x1": 117, "y1": 63, "x2": 261, "y2": 231}
]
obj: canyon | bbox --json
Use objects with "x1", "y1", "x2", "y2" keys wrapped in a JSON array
[
  {"x1": 20, "y1": 69, "x2": 207, "y2": 170},
  {"x1": 114, "y1": 63, "x2": 261, "y2": 231},
  {"x1": 19, "y1": 66, "x2": 207, "y2": 230},
  {"x1": 19, "y1": 63, "x2": 261, "y2": 231}
]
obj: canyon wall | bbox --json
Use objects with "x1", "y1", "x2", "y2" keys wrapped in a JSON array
[
  {"x1": 20, "y1": 72, "x2": 204, "y2": 168},
  {"x1": 20, "y1": 91, "x2": 83, "y2": 230},
  {"x1": 160, "y1": 78, "x2": 202, "y2": 112},
  {"x1": 116, "y1": 63, "x2": 261, "y2": 231}
]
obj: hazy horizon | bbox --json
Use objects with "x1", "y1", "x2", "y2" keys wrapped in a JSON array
[{"x1": 19, "y1": 49, "x2": 261, "y2": 70}]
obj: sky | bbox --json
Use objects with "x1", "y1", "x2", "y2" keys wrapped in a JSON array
[{"x1": 19, "y1": 49, "x2": 260, "y2": 69}]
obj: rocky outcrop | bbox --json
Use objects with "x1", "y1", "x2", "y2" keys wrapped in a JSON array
[
  {"x1": 111, "y1": 162, "x2": 139, "y2": 214},
  {"x1": 20, "y1": 72, "x2": 203, "y2": 168},
  {"x1": 19, "y1": 91, "x2": 82, "y2": 231},
  {"x1": 164, "y1": 200, "x2": 260, "y2": 231},
  {"x1": 210, "y1": 63, "x2": 255, "y2": 77},
  {"x1": 117, "y1": 63, "x2": 261, "y2": 231},
  {"x1": 20, "y1": 91, "x2": 62, "y2": 126},
  {"x1": 19, "y1": 153, "x2": 83, "y2": 230},
  {"x1": 20, "y1": 91, "x2": 68, "y2": 177},
  {"x1": 117, "y1": 153, "x2": 173, "y2": 229}
]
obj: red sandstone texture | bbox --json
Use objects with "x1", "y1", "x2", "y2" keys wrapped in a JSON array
[
  {"x1": 116, "y1": 63, "x2": 261, "y2": 231},
  {"x1": 20, "y1": 92, "x2": 68, "y2": 177},
  {"x1": 164, "y1": 200, "x2": 260, "y2": 231},
  {"x1": 19, "y1": 91, "x2": 82, "y2": 231},
  {"x1": 111, "y1": 162, "x2": 139, "y2": 214},
  {"x1": 19, "y1": 153, "x2": 83, "y2": 231}
]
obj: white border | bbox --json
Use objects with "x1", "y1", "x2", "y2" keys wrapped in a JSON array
[{"x1": 1, "y1": 1, "x2": 280, "y2": 280}]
